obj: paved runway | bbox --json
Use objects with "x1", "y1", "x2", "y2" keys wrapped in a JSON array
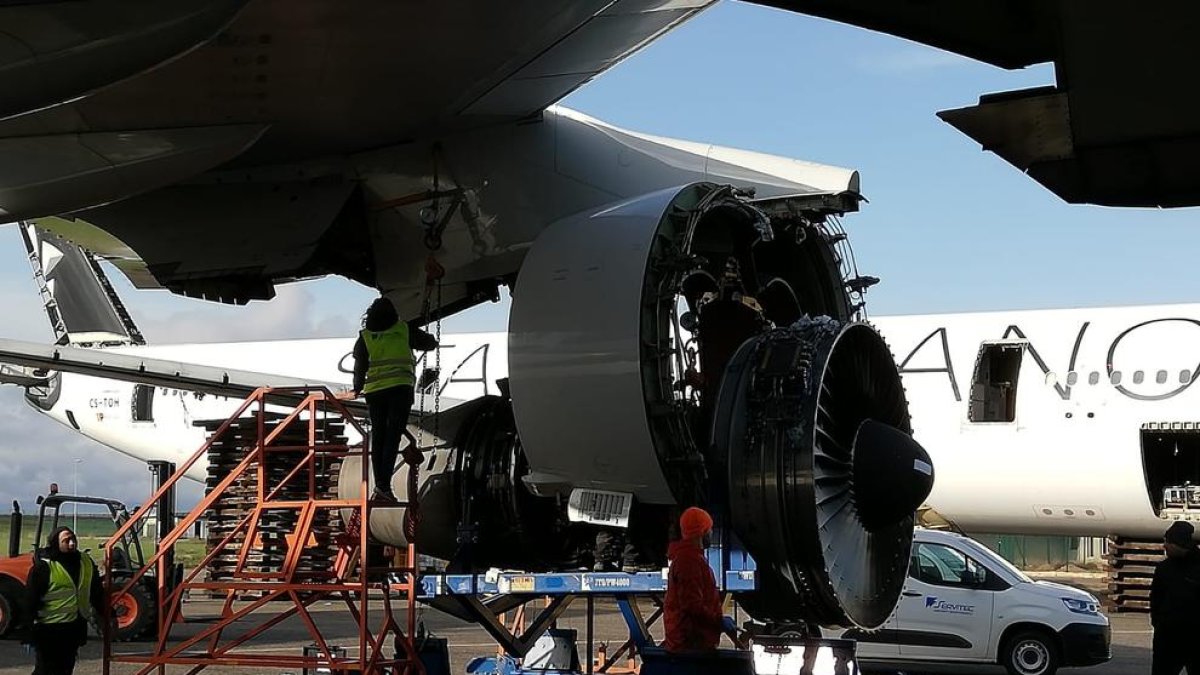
[{"x1": 0, "y1": 600, "x2": 1153, "y2": 674}]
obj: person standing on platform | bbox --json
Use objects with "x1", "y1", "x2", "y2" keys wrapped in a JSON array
[{"x1": 347, "y1": 296, "x2": 437, "y2": 501}]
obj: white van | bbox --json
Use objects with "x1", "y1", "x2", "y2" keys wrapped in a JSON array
[{"x1": 836, "y1": 529, "x2": 1110, "y2": 675}]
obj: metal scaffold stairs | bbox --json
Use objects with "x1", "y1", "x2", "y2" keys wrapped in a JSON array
[{"x1": 102, "y1": 386, "x2": 423, "y2": 675}]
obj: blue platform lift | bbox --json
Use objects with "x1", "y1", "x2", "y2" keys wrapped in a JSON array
[{"x1": 411, "y1": 526, "x2": 859, "y2": 675}]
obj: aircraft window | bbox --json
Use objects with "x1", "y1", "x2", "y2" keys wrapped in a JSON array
[
  {"x1": 1182, "y1": 370, "x2": 1193, "y2": 384},
  {"x1": 908, "y1": 542, "x2": 987, "y2": 588},
  {"x1": 969, "y1": 343, "x2": 1023, "y2": 423},
  {"x1": 132, "y1": 384, "x2": 154, "y2": 422},
  {"x1": 1066, "y1": 372, "x2": 1078, "y2": 386},
  {"x1": 1134, "y1": 371, "x2": 1145, "y2": 384},
  {"x1": 1111, "y1": 371, "x2": 1122, "y2": 385},
  {"x1": 1157, "y1": 370, "x2": 1169, "y2": 384},
  {"x1": 1088, "y1": 372, "x2": 1100, "y2": 385}
]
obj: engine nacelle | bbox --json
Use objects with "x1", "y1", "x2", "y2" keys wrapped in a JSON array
[
  {"x1": 342, "y1": 182, "x2": 933, "y2": 628},
  {"x1": 509, "y1": 182, "x2": 933, "y2": 627}
]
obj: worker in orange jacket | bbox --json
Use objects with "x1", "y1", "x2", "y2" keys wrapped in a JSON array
[{"x1": 664, "y1": 507, "x2": 734, "y2": 653}]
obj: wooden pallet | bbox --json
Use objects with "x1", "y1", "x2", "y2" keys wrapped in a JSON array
[{"x1": 1104, "y1": 536, "x2": 1163, "y2": 613}]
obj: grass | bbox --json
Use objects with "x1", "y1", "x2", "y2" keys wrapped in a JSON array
[{"x1": 0, "y1": 515, "x2": 208, "y2": 570}]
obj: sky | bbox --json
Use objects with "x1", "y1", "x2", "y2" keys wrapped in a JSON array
[{"x1": 0, "y1": 1, "x2": 1198, "y2": 511}]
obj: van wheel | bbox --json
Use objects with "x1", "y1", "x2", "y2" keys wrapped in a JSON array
[{"x1": 1003, "y1": 630, "x2": 1059, "y2": 675}]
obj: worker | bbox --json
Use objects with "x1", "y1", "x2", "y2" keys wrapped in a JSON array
[
  {"x1": 1151, "y1": 520, "x2": 1200, "y2": 675},
  {"x1": 347, "y1": 296, "x2": 438, "y2": 502},
  {"x1": 664, "y1": 507, "x2": 734, "y2": 653},
  {"x1": 19, "y1": 526, "x2": 103, "y2": 675}
]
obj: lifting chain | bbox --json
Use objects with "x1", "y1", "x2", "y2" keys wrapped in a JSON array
[
  {"x1": 406, "y1": 251, "x2": 445, "y2": 542},
  {"x1": 406, "y1": 147, "x2": 448, "y2": 541}
]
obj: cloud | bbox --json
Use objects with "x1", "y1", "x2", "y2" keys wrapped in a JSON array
[
  {"x1": 0, "y1": 268, "x2": 368, "y2": 513},
  {"x1": 0, "y1": 388, "x2": 203, "y2": 513},
  {"x1": 131, "y1": 283, "x2": 366, "y2": 344}
]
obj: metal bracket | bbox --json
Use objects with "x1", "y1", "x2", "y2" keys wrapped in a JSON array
[{"x1": 449, "y1": 594, "x2": 575, "y2": 658}]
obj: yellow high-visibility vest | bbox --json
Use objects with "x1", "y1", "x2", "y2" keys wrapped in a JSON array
[
  {"x1": 37, "y1": 554, "x2": 93, "y2": 624},
  {"x1": 361, "y1": 323, "x2": 414, "y2": 393}
]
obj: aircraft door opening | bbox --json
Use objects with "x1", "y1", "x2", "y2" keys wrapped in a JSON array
[
  {"x1": 968, "y1": 342, "x2": 1024, "y2": 423},
  {"x1": 132, "y1": 384, "x2": 154, "y2": 423},
  {"x1": 1141, "y1": 426, "x2": 1200, "y2": 519}
]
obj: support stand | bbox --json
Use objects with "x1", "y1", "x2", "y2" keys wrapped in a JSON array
[{"x1": 102, "y1": 386, "x2": 422, "y2": 675}]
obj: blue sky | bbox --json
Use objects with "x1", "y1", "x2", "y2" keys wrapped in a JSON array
[{"x1": 0, "y1": 1, "x2": 1197, "y2": 507}]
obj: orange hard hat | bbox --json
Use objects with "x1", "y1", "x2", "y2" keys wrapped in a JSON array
[{"x1": 680, "y1": 507, "x2": 713, "y2": 539}]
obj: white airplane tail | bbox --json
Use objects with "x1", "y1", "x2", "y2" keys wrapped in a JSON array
[{"x1": 19, "y1": 222, "x2": 145, "y2": 347}]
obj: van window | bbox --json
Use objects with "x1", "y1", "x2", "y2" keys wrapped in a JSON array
[
  {"x1": 968, "y1": 343, "x2": 1023, "y2": 423},
  {"x1": 909, "y1": 542, "x2": 988, "y2": 588}
]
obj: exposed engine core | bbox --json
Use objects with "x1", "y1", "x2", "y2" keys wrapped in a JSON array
[
  {"x1": 341, "y1": 182, "x2": 933, "y2": 628},
  {"x1": 715, "y1": 320, "x2": 930, "y2": 626}
]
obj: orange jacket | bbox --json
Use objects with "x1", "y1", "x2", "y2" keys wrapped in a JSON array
[{"x1": 663, "y1": 539, "x2": 722, "y2": 653}]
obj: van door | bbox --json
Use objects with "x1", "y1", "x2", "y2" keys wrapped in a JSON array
[
  {"x1": 895, "y1": 540, "x2": 996, "y2": 661},
  {"x1": 835, "y1": 610, "x2": 901, "y2": 661}
]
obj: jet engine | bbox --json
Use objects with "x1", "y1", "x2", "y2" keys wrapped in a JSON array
[{"x1": 341, "y1": 182, "x2": 933, "y2": 628}]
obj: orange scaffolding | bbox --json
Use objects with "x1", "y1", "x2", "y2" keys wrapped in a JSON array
[{"x1": 101, "y1": 386, "x2": 422, "y2": 675}]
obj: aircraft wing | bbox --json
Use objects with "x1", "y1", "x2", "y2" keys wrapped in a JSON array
[
  {"x1": 750, "y1": 1, "x2": 1200, "y2": 207},
  {"x1": 0, "y1": 338, "x2": 462, "y2": 422},
  {"x1": 0, "y1": 0, "x2": 716, "y2": 222}
]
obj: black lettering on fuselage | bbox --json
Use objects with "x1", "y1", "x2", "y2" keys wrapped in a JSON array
[
  {"x1": 1001, "y1": 322, "x2": 1089, "y2": 401},
  {"x1": 898, "y1": 327, "x2": 962, "y2": 402},
  {"x1": 1107, "y1": 318, "x2": 1200, "y2": 401}
]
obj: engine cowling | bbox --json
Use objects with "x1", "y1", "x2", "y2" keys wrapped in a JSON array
[
  {"x1": 342, "y1": 182, "x2": 933, "y2": 628},
  {"x1": 508, "y1": 182, "x2": 933, "y2": 627}
]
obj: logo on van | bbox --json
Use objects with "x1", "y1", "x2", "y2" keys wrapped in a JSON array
[{"x1": 924, "y1": 596, "x2": 975, "y2": 615}]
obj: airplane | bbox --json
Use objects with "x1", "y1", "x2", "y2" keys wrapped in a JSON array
[
  {"x1": 5, "y1": 1, "x2": 1195, "y2": 630},
  {"x1": 2, "y1": 218, "x2": 934, "y2": 631},
  {"x1": 8, "y1": 226, "x2": 1199, "y2": 547}
]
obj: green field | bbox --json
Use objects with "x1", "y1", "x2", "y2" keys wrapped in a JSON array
[{"x1": 0, "y1": 515, "x2": 207, "y2": 569}]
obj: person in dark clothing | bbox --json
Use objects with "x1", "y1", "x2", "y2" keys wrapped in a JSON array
[
  {"x1": 1150, "y1": 520, "x2": 1200, "y2": 675},
  {"x1": 663, "y1": 507, "x2": 733, "y2": 653},
  {"x1": 347, "y1": 296, "x2": 437, "y2": 501},
  {"x1": 20, "y1": 526, "x2": 104, "y2": 675}
]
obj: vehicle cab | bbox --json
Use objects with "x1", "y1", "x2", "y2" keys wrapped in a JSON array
[{"x1": 844, "y1": 529, "x2": 1110, "y2": 675}]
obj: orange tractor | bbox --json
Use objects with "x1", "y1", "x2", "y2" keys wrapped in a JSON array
[{"x1": 0, "y1": 484, "x2": 169, "y2": 641}]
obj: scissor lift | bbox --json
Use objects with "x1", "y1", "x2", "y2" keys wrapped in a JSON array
[{"x1": 418, "y1": 531, "x2": 758, "y2": 675}]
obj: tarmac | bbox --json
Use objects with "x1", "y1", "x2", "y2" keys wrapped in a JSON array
[{"x1": 0, "y1": 599, "x2": 1154, "y2": 675}]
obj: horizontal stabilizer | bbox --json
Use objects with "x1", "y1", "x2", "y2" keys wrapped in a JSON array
[{"x1": 0, "y1": 338, "x2": 462, "y2": 421}]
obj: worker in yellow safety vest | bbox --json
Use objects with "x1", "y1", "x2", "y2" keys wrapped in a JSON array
[
  {"x1": 346, "y1": 296, "x2": 438, "y2": 501},
  {"x1": 19, "y1": 526, "x2": 103, "y2": 675}
]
